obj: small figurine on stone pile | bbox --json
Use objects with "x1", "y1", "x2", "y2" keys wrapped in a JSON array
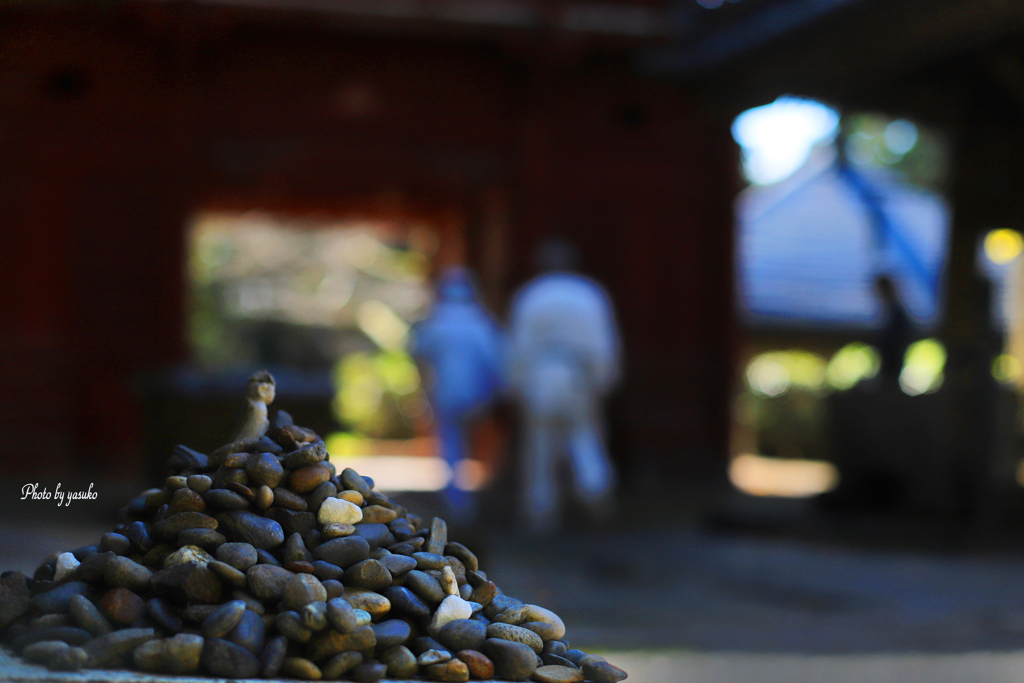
[{"x1": 0, "y1": 371, "x2": 627, "y2": 683}]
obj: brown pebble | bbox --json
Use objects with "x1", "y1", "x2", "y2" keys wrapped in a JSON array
[
  {"x1": 456, "y1": 650, "x2": 495, "y2": 679},
  {"x1": 338, "y1": 490, "x2": 364, "y2": 506},
  {"x1": 361, "y1": 505, "x2": 397, "y2": 524},
  {"x1": 255, "y1": 485, "x2": 274, "y2": 510},
  {"x1": 168, "y1": 488, "x2": 206, "y2": 515},
  {"x1": 289, "y1": 463, "x2": 332, "y2": 494},
  {"x1": 427, "y1": 658, "x2": 470, "y2": 682},
  {"x1": 99, "y1": 587, "x2": 146, "y2": 626},
  {"x1": 533, "y1": 664, "x2": 585, "y2": 683},
  {"x1": 274, "y1": 487, "x2": 309, "y2": 511},
  {"x1": 322, "y1": 523, "x2": 356, "y2": 539},
  {"x1": 281, "y1": 656, "x2": 323, "y2": 679},
  {"x1": 286, "y1": 561, "x2": 316, "y2": 574}
]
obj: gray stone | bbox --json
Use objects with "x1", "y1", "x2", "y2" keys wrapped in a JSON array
[
  {"x1": 0, "y1": 572, "x2": 30, "y2": 629},
  {"x1": 383, "y1": 586, "x2": 432, "y2": 620},
  {"x1": 207, "y1": 560, "x2": 248, "y2": 589},
  {"x1": 12, "y1": 627, "x2": 92, "y2": 653},
  {"x1": 380, "y1": 553, "x2": 417, "y2": 577},
  {"x1": 67, "y1": 594, "x2": 112, "y2": 637},
  {"x1": 371, "y1": 619, "x2": 411, "y2": 648},
  {"x1": 216, "y1": 542, "x2": 257, "y2": 571},
  {"x1": 281, "y1": 573, "x2": 327, "y2": 610},
  {"x1": 404, "y1": 569, "x2": 446, "y2": 605},
  {"x1": 413, "y1": 551, "x2": 448, "y2": 570},
  {"x1": 351, "y1": 659, "x2": 387, "y2": 682},
  {"x1": 326, "y1": 596, "x2": 359, "y2": 633},
  {"x1": 83, "y1": 627, "x2": 157, "y2": 667},
  {"x1": 201, "y1": 636, "x2": 260, "y2": 678},
  {"x1": 178, "y1": 528, "x2": 227, "y2": 550},
  {"x1": 425, "y1": 517, "x2": 447, "y2": 555},
  {"x1": 153, "y1": 511, "x2": 218, "y2": 540},
  {"x1": 227, "y1": 608, "x2": 264, "y2": 654},
  {"x1": 99, "y1": 533, "x2": 132, "y2": 556},
  {"x1": 381, "y1": 644, "x2": 418, "y2": 678},
  {"x1": 313, "y1": 535, "x2": 370, "y2": 569},
  {"x1": 487, "y1": 622, "x2": 544, "y2": 653},
  {"x1": 216, "y1": 510, "x2": 284, "y2": 549},
  {"x1": 47, "y1": 646, "x2": 89, "y2": 671},
  {"x1": 133, "y1": 633, "x2": 204, "y2": 674},
  {"x1": 245, "y1": 452, "x2": 285, "y2": 488},
  {"x1": 582, "y1": 660, "x2": 629, "y2": 683},
  {"x1": 275, "y1": 611, "x2": 313, "y2": 643},
  {"x1": 260, "y1": 634, "x2": 288, "y2": 678},
  {"x1": 483, "y1": 637, "x2": 538, "y2": 681},
  {"x1": 201, "y1": 600, "x2": 247, "y2": 638},
  {"x1": 312, "y1": 560, "x2": 344, "y2": 581},
  {"x1": 146, "y1": 598, "x2": 183, "y2": 633},
  {"x1": 103, "y1": 556, "x2": 152, "y2": 592},
  {"x1": 282, "y1": 441, "x2": 327, "y2": 469},
  {"x1": 284, "y1": 532, "x2": 314, "y2": 564},
  {"x1": 150, "y1": 562, "x2": 222, "y2": 605},
  {"x1": 344, "y1": 559, "x2": 392, "y2": 591},
  {"x1": 322, "y1": 651, "x2": 362, "y2": 679},
  {"x1": 353, "y1": 523, "x2": 390, "y2": 549},
  {"x1": 444, "y1": 541, "x2": 479, "y2": 572},
  {"x1": 438, "y1": 618, "x2": 487, "y2": 652},
  {"x1": 125, "y1": 521, "x2": 154, "y2": 553},
  {"x1": 30, "y1": 581, "x2": 93, "y2": 614},
  {"x1": 246, "y1": 564, "x2": 294, "y2": 603},
  {"x1": 300, "y1": 600, "x2": 329, "y2": 631},
  {"x1": 340, "y1": 467, "x2": 372, "y2": 497}
]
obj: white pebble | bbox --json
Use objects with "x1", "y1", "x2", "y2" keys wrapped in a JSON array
[
  {"x1": 428, "y1": 595, "x2": 473, "y2": 637},
  {"x1": 417, "y1": 649, "x2": 451, "y2": 666},
  {"x1": 526, "y1": 604, "x2": 566, "y2": 640},
  {"x1": 163, "y1": 545, "x2": 213, "y2": 568},
  {"x1": 53, "y1": 552, "x2": 80, "y2": 582},
  {"x1": 318, "y1": 497, "x2": 363, "y2": 525},
  {"x1": 440, "y1": 566, "x2": 459, "y2": 596}
]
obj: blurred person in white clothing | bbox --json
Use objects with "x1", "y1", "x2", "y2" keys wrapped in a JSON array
[{"x1": 507, "y1": 239, "x2": 621, "y2": 532}]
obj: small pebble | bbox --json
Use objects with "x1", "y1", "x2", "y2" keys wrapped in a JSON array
[
  {"x1": 47, "y1": 645, "x2": 89, "y2": 671},
  {"x1": 351, "y1": 659, "x2": 388, "y2": 683},
  {"x1": 321, "y1": 651, "x2": 362, "y2": 679},
  {"x1": 326, "y1": 596, "x2": 359, "y2": 633},
  {"x1": 201, "y1": 636, "x2": 261, "y2": 679},
  {"x1": 456, "y1": 649, "x2": 495, "y2": 679},
  {"x1": 581, "y1": 660, "x2": 629, "y2": 683},
  {"x1": 426, "y1": 658, "x2": 471, "y2": 682},
  {"x1": 99, "y1": 587, "x2": 146, "y2": 626},
  {"x1": 338, "y1": 490, "x2": 364, "y2": 506},
  {"x1": 418, "y1": 648, "x2": 452, "y2": 666},
  {"x1": 164, "y1": 545, "x2": 214, "y2": 568},
  {"x1": 281, "y1": 573, "x2": 327, "y2": 611},
  {"x1": 281, "y1": 656, "x2": 323, "y2": 680},
  {"x1": 133, "y1": 633, "x2": 204, "y2": 674},
  {"x1": 300, "y1": 601, "x2": 329, "y2": 631},
  {"x1": 318, "y1": 497, "x2": 363, "y2": 525},
  {"x1": 201, "y1": 600, "x2": 247, "y2": 638},
  {"x1": 260, "y1": 635, "x2": 288, "y2": 678},
  {"x1": 275, "y1": 611, "x2": 313, "y2": 643},
  {"x1": 533, "y1": 664, "x2": 586, "y2": 683},
  {"x1": 381, "y1": 644, "x2": 418, "y2": 678},
  {"x1": 483, "y1": 637, "x2": 538, "y2": 681},
  {"x1": 429, "y1": 594, "x2": 474, "y2": 637},
  {"x1": 68, "y1": 594, "x2": 112, "y2": 637},
  {"x1": 53, "y1": 553, "x2": 80, "y2": 582},
  {"x1": 187, "y1": 474, "x2": 213, "y2": 494}
]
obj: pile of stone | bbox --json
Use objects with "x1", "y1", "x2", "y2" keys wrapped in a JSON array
[{"x1": 0, "y1": 371, "x2": 627, "y2": 683}]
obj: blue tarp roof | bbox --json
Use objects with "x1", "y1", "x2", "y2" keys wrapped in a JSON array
[{"x1": 737, "y1": 148, "x2": 950, "y2": 330}]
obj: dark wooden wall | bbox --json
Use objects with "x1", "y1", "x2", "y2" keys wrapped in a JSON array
[{"x1": 0, "y1": 5, "x2": 737, "y2": 488}]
